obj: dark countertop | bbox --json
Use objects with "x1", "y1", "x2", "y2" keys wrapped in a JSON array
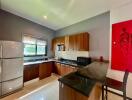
[
  {"x1": 58, "y1": 72, "x2": 96, "y2": 96},
  {"x1": 55, "y1": 60, "x2": 85, "y2": 68},
  {"x1": 24, "y1": 59, "x2": 86, "y2": 68},
  {"x1": 77, "y1": 61, "x2": 109, "y2": 82},
  {"x1": 58, "y1": 61, "x2": 109, "y2": 96},
  {"x1": 24, "y1": 59, "x2": 54, "y2": 66}
]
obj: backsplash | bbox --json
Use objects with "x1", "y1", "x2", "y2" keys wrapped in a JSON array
[{"x1": 55, "y1": 51, "x2": 89, "y2": 60}]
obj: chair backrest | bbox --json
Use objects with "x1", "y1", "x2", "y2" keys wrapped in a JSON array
[{"x1": 123, "y1": 70, "x2": 129, "y2": 84}]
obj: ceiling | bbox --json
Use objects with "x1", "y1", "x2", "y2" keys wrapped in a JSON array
[{"x1": 1, "y1": 0, "x2": 132, "y2": 30}]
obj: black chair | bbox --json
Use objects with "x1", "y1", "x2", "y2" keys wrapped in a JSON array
[{"x1": 102, "y1": 70, "x2": 129, "y2": 100}]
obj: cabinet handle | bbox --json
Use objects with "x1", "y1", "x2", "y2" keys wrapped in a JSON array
[
  {"x1": 62, "y1": 83, "x2": 64, "y2": 88},
  {"x1": 59, "y1": 82, "x2": 61, "y2": 86},
  {"x1": 60, "y1": 82, "x2": 64, "y2": 88}
]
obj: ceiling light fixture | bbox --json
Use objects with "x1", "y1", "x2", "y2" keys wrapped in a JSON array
[{"x1": 43, "y1": 15, "x2": 47, "y2": 19}]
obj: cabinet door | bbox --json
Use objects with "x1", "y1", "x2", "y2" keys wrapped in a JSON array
[
  {"x1": 76, "y1": 33, "x2": 84, "y2": 51},
  {"x1": 51, "y1": 38, "x2": 56, "y2": 51},
  {"x1": 83, "y1": 33, "x2": 89, "y2": 51},
  {"x1": 46, "y1": 62, "x2": 53, "y2": 76},
  {"x1": 69, "y1": 35, "x2": 76, "y2": 51},
  {"x1": 61, "y1": 65, "x2": 76, "y2": 76},
  {"x1": 39, "y1": 62, "x2": 52, "y2": 80},
  {"x1": 76, "y1": 33, "x2": 89, "y2": 51},
  {"x1": 59, "y1": 37, "x2": 65, "y2": 44},
  {"x1": 54, "y1": 62, "x2": 61, "y2": 75},
  {"x1": 60, "y1": 64, "x2": 68, "y2": 76},
  {"x1": 24, "y1": 64, "x2": 39, "y2": 82},
  {"x1": 67, "y1": 66, "x2": 75, "y2": 73},
  {"x1": 59, "y1": 83, "x2": 75, "y2": 100},
  {"x1": 59, "y1": 83, "x2": 89, "y2": 100},
  {"x1": 52, "y1": 38, "x2": 59, "y2": 56},
  {"x1": 65, "y1": 36, "x2": 69, "y2": 51}
]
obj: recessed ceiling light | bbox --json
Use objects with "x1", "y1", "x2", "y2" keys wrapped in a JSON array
[{"x1": 43, "y1": 15, "x2": 47, "y2": 19}]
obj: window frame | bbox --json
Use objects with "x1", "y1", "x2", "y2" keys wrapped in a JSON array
[{"x1": 23, "y1": 37, "x2": 47, "y2": 57}]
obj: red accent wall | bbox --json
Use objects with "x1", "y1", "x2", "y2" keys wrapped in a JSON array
[{"x1": 111, "y1": 20, "x2": 132, "y2": 72}]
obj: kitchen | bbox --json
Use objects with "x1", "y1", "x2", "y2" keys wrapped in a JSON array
[{"x1": 0, "y1": 0, "x2": 132, "y2": 100}]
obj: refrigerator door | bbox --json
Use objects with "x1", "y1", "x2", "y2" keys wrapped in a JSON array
[
  {"x1": 2, "y1": 58, "x2": 23, "y2": 81},
  {"x1": 1, "y1": 41, "x2": 23, "y2": 58},
  {"x1": 2, "y1": 77, "x2": 23, "y2": 95},
  {"x1": 0, "y1": 83, "x2": 1, "y2": 96},
  {"x1": 0, "y1": 41, "x2": 2, "y2": 58},
  {"x1": 0, "y1": 60, "x2": 1, "y2": 82}
]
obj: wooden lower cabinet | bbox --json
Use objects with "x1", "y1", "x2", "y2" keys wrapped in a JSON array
[
  {"x1": 24, "y1": 61, "x2": 77, "y2": 82},
  {"x1": 59, "y1": 82, "x2": 101, "y2": 100},
  {"x1": 61, "y1": 64, "x2": 76, "y2": 76},
  {"x1": 39, "y1": 62, "x2": 53, "y2": 80},
  {"x1": 54, "y1": 62, "x2": 61, "y2": 75},
  {"x1": 54, "y1": 62, "x2": 77, "y2": 76},
  {"x1": 24, "y1": 64, "x2": 39, "y2": 82}
]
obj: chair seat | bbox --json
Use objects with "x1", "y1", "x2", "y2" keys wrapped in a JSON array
[{"x1": 104, "y1": 77, "x2": 124, "y2": 91}]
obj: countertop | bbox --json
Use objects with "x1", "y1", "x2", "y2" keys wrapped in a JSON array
[
  {"x1": 24, "y1": 59, "x2": 54, "y2": 66},
  {"x1": 24, "y1": 59, "x2": 85, "y2": 68},
  {"x1": 58, "y1": 72, "x2": 96, "y2": 96},
  {"x1": 58, "y1": 61, "x2": 109, "y2": 96}
]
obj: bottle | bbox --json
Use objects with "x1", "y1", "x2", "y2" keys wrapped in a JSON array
[{"x1": 100, "y1": 56, "x2": 103, "y2": 62}]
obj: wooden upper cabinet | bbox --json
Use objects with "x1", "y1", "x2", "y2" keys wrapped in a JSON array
[
  {"x1": 76, "y1": 32, "x2": 89, "y2": 51},
  {"x1": 65, "y1": 36, "x2": 69, "y2": 51},
  {"x1": 52, "y1": 32, "x2": 89, "y2": 52},
  {"x1": 83, "y1": 32, "x2": 89, "y2": 51},
  {"x1": 51, "y1": 36, "x2": 65, "y2": 52},
  {"x1": 68, "y1": 32, "x2": 89, "y2": 51},
  {"x1": 51, "y1": 38, "x2": 56, "y2": 53},
  {"x1": 59, "y1": 37, "x2": 65, "y2": 44},
  {"x1": 55, "y1": 36, "x2": 65, "y2": 45},
  {"x1": 76, "y1": 33, "x2": 83, "y2": 51},
  {"x1": 69, "y1": 35, "x2": 76, "y2": 51}
]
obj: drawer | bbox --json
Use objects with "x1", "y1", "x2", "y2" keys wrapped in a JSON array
[
  {"x1": 2, "y1": 58, "x2": 23, "y2": 81},
  {"x1": 2, "y1": 77, "x2": 23, "y2": 95}
]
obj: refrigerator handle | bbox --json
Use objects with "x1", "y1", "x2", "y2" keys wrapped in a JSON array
[
  {"x1": 0, "y1": 45, "x2": 2, "y2": 58},
  {"x1": 0, "y1": 60, "x2": 1, "y2": 74}
]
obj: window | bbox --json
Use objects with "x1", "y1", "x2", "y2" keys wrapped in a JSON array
[
  {"x1": 23, "y1": 36, "x2": 47, "y2": 56},
  {"x1": 24, "y1": 44, "x2": 36, "y2": 56},
  {"x1": 37, "y1": 40, "x2": 47, "y2": 55}
]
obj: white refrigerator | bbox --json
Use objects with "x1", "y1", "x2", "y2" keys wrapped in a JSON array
[{"x1": 0, "y1": 40, "x2": 23, "y2": 96}]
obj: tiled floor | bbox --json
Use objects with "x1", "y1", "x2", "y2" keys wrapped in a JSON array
[{"x1": 0, "y1": 74, "x2": 123, "y2": 100}]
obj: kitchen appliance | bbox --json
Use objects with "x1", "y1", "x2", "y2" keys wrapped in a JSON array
[
  {"x1": 77, "y1": 57, "x2": 91, "y2": 66},
  {"x1": 57, "y1": 44, "x2": 65, "y2": 51},
  {"x1": 0, "y1": 40, "x2": 23, "y2": 96}
]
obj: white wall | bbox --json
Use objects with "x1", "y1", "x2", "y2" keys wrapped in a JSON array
[
  {"x1": 55, "y1": 12, "x2": 110, "y2": 60},
  {"x1": 108, "y1": 2, "x2": 132, "y2": 98},
  {"x1": 55, "y1": 51, "x2": 89, "y2": 60}
]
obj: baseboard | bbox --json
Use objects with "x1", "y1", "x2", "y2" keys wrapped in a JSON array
[{"x1": 24, "y1": 78, "x2": 39, "y2": 86}]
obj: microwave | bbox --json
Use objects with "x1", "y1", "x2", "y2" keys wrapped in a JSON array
[
  {"x1": 57, "y1": 44, "x2": 65, "y2": 51},
  {"x1": 77, "y1": 57, "x2": 91, "y2": 66}
]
